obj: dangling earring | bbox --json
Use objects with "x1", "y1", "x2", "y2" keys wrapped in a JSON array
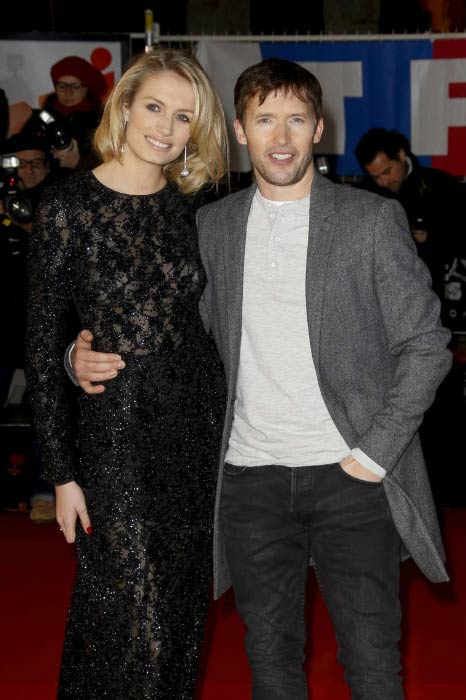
[
  {"x1": 180, "y1": 145, "x2": 189, "y2": 177},
  {"x1": 120, "y1": 116, "x2": 128, "y2": 153}
]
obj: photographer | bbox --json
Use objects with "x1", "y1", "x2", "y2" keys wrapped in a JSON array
[
  {"x1": 37, "y1": 55, "x2": 106, "y2": 170},
  {"x1": 0, "y1": 133, "x2": 53, "y2": 229},
  {"x1": 0, "y1": 133, "x2": 52, "y2": 371},
  {"x1": 0, "y1": 132, "x2": 69, "y2": 522}
]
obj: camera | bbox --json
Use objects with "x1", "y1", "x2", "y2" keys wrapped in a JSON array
[
  {"x1": 28, "y1": 109, "x2": 73, "y2": 151},
  {"x1": 0, "y1": 156, "x2": 33, "y2": 223},
  {"x1": 409, "y1": 212, "x2": 430, "y2": 245}
]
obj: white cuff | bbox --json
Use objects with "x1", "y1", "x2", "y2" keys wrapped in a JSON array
[
  {"x1": 351, "y1": 448, "x2": 386, "y2": 478},
  {"x1": 68, "y1": 342, "x2": 75, "y2": 370}
]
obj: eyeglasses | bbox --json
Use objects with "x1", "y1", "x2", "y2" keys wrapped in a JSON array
[
  {"x1": 55, "y1": 81, "x2": 86, "y2": 92},
  {"x1": 17, "y1": 158, "x2": 47, "y2": 170}
]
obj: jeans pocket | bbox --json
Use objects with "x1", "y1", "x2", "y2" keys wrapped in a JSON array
[
  {"x1": 336, "y1": 463, "x2": 383, "y2": 486},
  {"x1": 223, "y1": 463, "x2": 248, "y2": 477}
]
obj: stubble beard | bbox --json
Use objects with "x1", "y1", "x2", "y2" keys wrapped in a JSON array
[{"x1": 254, "y1": 150, "x2": 314, "y2": 188}]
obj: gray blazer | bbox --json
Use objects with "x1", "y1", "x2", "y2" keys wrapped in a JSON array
[{"x1": 197, "y1": 172, "x2": 452, "y2": 600}]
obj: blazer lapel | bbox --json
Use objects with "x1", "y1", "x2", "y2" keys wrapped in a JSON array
[
  {"x1": 306, "y1": 172, "x2": 337, "y2": 371},
  {"x1": 223, "y1": 184, "x2": 256, "y2": 391}
]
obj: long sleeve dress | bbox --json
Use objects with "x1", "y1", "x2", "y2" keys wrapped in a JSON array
[{"x1": 26, "y1": 169, "x2": 225, "y2": 699}]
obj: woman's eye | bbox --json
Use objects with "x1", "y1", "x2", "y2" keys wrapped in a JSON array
[
  {"x1": 177, "y1": 113, "x2": 190, "y2": 123},
  {"x1": 146, "y1": 103, "x2": 160, "y2": 112}
]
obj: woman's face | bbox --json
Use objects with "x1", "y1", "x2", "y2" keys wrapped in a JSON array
[
  {"x1": 54, "y1": 74, "x2": 88, "y2": 107},
  {"x1": 122, "y1": 70, "x2": 194, "y2": 169}
]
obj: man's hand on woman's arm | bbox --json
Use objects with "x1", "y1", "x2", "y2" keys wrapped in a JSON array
[{"x1": 72, "y1": 330, "x2": 125, "y2": 394}]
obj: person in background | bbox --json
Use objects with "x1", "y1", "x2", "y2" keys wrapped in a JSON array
[
  {"x1": 355, "y1": 128, "x2": 465, "y2": 507},
  {"x1": 0, "y1": 132, "x2": 58, "y2": 522},
  {"x1": 354, "y1": 128, "x2": 464, "y2": 299},
  {"x1": 26, "y1": 48, "x2": 227, "y2": 698},
  {"x1": 39, "y1": 55, "x2": 107, "y2": 170}
]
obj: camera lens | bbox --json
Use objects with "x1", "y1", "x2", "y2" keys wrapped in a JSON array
[
  {"x1": 50, "y1": 127, "x2": 72, "y2": 150},
  {"x1": 6, "y1": 194, "x2": 33, "y2": 223}
]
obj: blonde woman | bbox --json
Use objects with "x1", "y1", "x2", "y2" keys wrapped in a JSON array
[{"x1": 26, "y1": 49, "x2": 227, "y2": 698}]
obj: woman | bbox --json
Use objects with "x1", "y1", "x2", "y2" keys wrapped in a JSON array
[
  {"x1": 26, "y1": 48, "x2": 227, "y2": 698},
  {"x1": 42, "y1": 55, "x2": 107, "y2": 169}
]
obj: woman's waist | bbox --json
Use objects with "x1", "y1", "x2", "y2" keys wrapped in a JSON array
[{"x1": 90, "y1": 328, "x2": 207, "y2": 357}]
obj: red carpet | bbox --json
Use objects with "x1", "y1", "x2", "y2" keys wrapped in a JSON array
[{"x1": 1, "y1": 508, "x2": 465, "y2": 699}]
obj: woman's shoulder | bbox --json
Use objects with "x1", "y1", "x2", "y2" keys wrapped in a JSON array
[
  {"x1": 42, "y1": 169, "x2": 90, "y2": 199},
  {"x1": 37, "y1": 171, "x2": 93, "y2": 224}
]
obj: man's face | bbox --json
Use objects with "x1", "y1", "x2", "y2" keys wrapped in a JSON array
[
  {"x1": 16, "y1": 149, "x2": 49, "y2": 189},
  {"x1": 364, "y1": 149, "x2": 407, "y2": 193},
  {"x1": 234, "y1": 89, "x2": 323, "y2": 199}
]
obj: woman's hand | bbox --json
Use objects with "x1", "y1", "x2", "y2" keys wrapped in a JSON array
[{"x1": 56, "y1": 481, "x2": 92, "y2": 543}]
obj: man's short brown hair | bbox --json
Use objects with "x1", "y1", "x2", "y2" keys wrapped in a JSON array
[{"x1": 234, "y1": 57, "x2": 323, "y2": 125}]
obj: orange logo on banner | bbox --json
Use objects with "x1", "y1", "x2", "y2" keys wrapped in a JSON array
[{"x1": 91, "y1": 47, "x2": 115, "y2": 100}]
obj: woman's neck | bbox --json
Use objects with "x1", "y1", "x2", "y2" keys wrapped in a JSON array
[{"x1": 93, "y1": 157, "x2": 166, "y2": 196}]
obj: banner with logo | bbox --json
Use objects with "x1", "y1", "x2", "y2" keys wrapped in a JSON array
[{"x1": 196, "y1": 37, "x2": 466, "y2": 175}]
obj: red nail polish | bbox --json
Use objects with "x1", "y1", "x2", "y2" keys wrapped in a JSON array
[{"x1": 86, "y1": 526, "x2": 93, "y2": 535}]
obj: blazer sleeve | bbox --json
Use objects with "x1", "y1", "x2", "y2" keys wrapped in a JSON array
[
  {"x1": 355, "y1": 198, "x2": 452, "y2": 473},
  {"x1": 25, "y1": 187, "x2": 78, "y2": 485}
]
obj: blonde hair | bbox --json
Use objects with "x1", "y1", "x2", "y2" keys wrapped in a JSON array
[{"x1": 94, "y1": 48, "x2": 228, "y2": 194}]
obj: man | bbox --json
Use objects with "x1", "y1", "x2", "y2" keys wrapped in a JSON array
[
  {"x1": 71, "y1": 59, "x2": 451, "y2": 699},
  {"x1": 356, "y1": 128, "x2": 465, "y2": 505},
  {"x1": 1, "y1": 133, "x2": 52, "y2": 225},
  {"x1": 1, "y1": 132, "x2": 60, "y2": 522},
  {"x1": 355, "y1": 127, "x2": 463, "y2": 298},
  {"x1": 1, "y1": 133, "x2": 53, "y2": 404}
]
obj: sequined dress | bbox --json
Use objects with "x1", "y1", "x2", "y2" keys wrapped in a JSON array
[{"x1": 26, "y1": 170, "x2": 224, "y2": 699}]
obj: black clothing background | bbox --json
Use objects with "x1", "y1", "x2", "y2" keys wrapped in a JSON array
[
  {"x1": 26, "y1": 170, "x2": 225, "y2": 697},
  {"x1": 358, "y1": 156, "x2": 464, "y2": 304},
  {"x1": 359, "y1": 158, "x2": 466, "y2": 507},
  {"x1": 0, "y1": 215, "x2": 28, "y2": 367},
  {"x1": 0, "y1": 89, "x2": 9, "y2": 142},
  {"x1": 0, "y1": 170, "x2": 80, "y2": 368}
]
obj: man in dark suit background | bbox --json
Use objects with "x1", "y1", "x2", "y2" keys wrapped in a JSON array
[
  {"x1": 71, "y1": 59, "x2": 451, "y2": 700},
  {"x1": 355, "y1": 128, "x2": 466, "y2": 508},
  {"x1": 354, "y1": 127, "x2": 464, "y2": 300}
]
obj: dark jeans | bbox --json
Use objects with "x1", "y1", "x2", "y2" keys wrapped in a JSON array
[{"x1": 220, "y1": 462, "x2": 403, "y2": 700}]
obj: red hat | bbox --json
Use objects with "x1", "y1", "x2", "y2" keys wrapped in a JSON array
[{"x1": 51, "y1": 56, "x2": 107, "y2": 98}]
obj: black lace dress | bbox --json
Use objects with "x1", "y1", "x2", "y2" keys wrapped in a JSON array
[{"x1": 26, "y1": 170, "x2": 224, "y2": 699}]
